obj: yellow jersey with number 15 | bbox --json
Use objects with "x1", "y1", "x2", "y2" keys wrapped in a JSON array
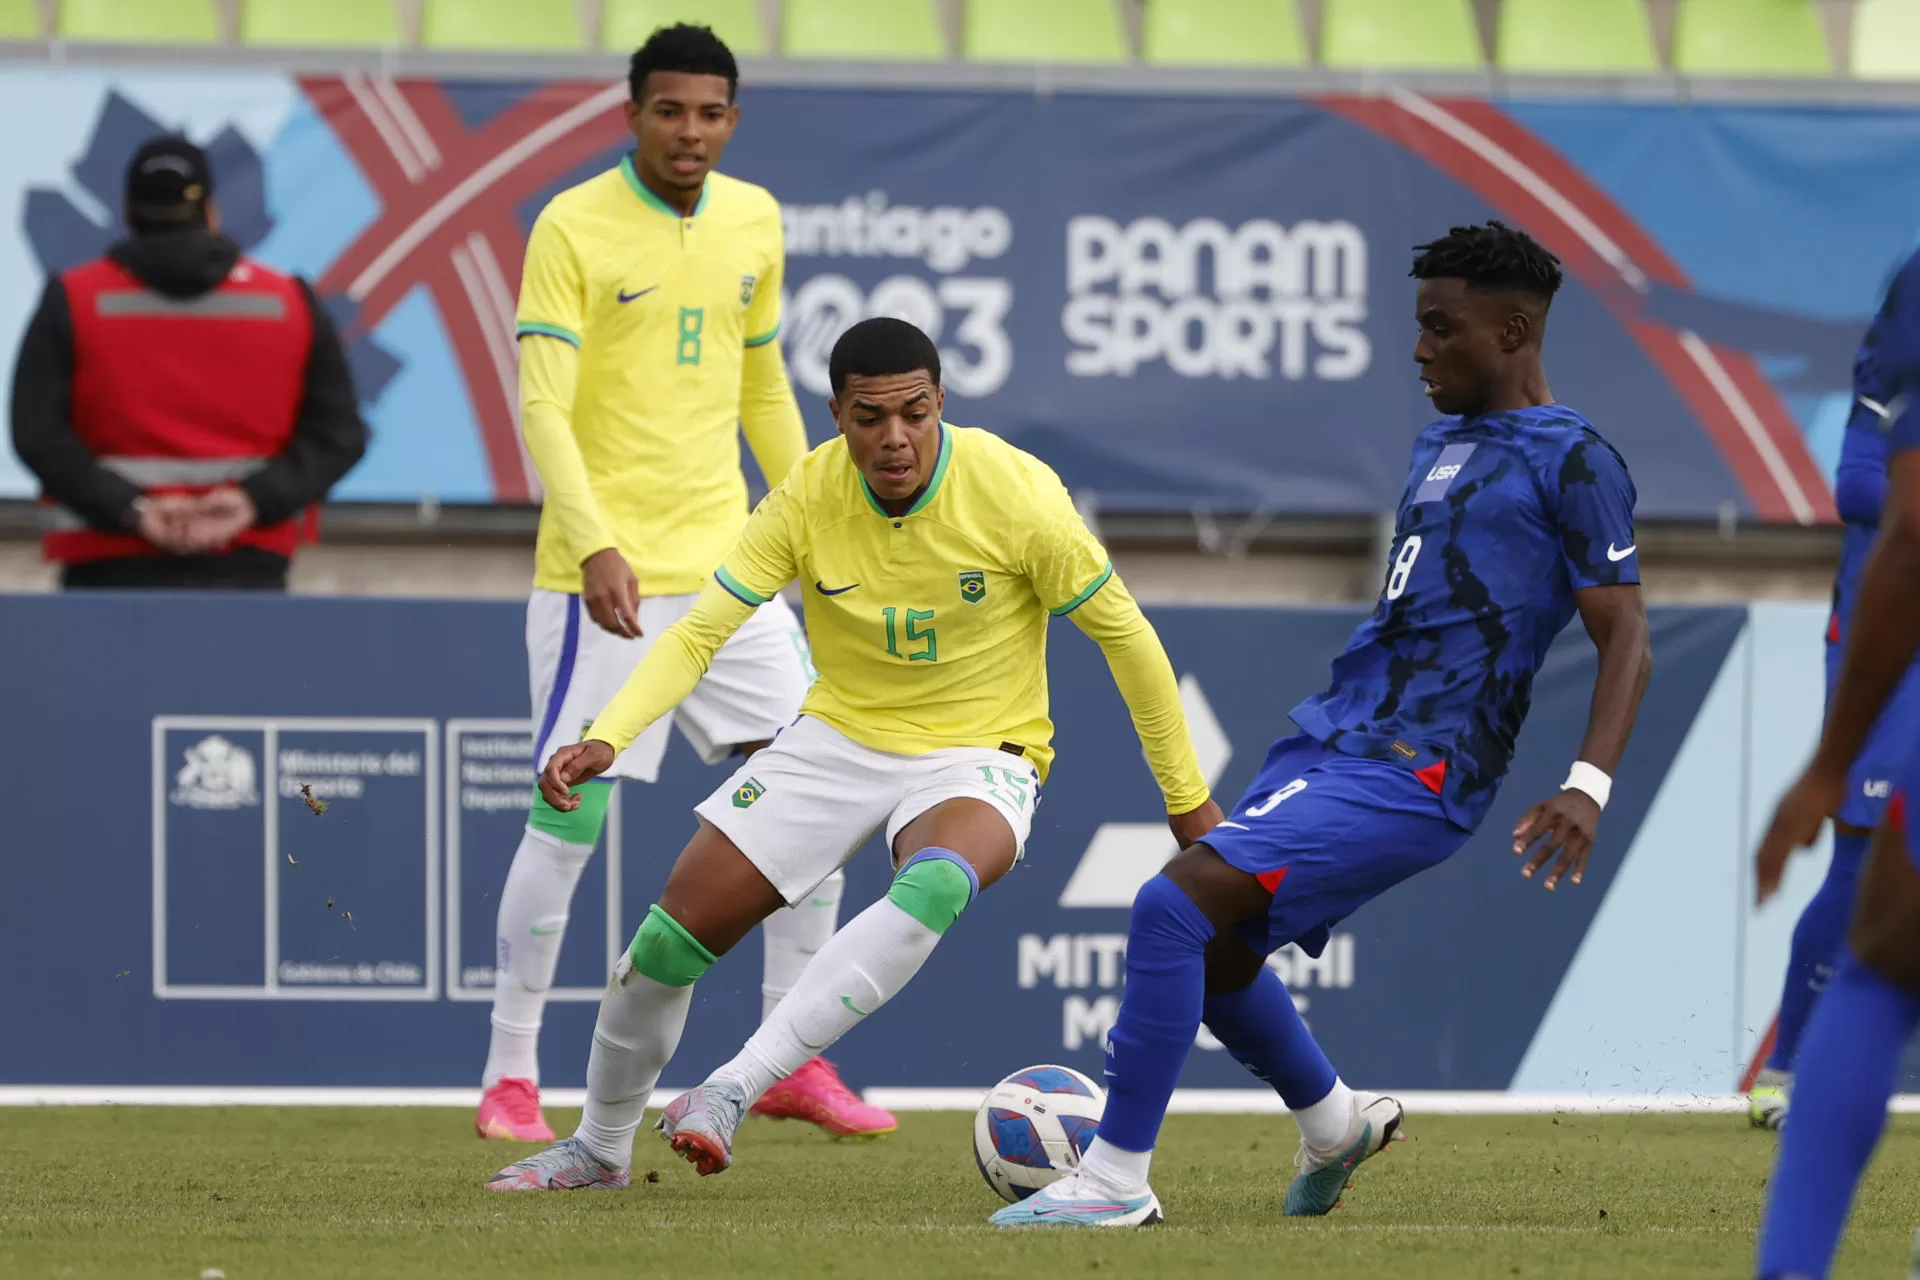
[{"x1": 516, "y1": 158, "x2": 787, "y2": 595}]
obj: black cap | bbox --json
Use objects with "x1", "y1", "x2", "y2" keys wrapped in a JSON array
[{"x1": 125, "y1": 135, "x2": 212, "y2": 229}]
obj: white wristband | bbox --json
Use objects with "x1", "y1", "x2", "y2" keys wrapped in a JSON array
[{"x1": 1561, "y1": 761, "x2": 1612, "y2": 810}]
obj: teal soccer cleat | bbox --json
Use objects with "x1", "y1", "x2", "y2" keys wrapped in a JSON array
[
  {"x1": 1283, "y1": 1091, "x2": 1404, "y2": 1216},
  {"x1": 990, "y1": 1171, "x2": 1164, "y2": 1228}
]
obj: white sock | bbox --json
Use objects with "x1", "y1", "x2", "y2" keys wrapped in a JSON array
[
  {"x1": 1294, "y1": 1078, "x2": 1356, "y2": 1151},
  {"x1": 573, "y1": 960, "x2": 694, "y2": 1168},
  {"x1": 759, "y1": 870, "x2": 845, "y2": 1022},
  {"x1": 708, "y1": 896, "x2": 940, "y2": 1102},
  {"x1": 482, "y1": 825, "x2": 593, "y2": 1087},
  {"x1": 1078, "y1": 1137, "x2": 1152, "y2": 1196}
]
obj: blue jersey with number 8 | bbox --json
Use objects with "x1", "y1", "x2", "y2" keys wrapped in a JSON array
[{"x1": 1288, "y1": 404, "x2": 1639, "y2": 830}]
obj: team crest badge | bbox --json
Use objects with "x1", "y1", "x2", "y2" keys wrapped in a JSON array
[
  {"x1": 958, "y1": 570, "x2": 986, "y2": 605},
  {"x1": 739, "y1": 274, "x2": 757, "y2": 306},
  {"x1": 732, "y1": 777, "x2": 766, "y2": 809}
]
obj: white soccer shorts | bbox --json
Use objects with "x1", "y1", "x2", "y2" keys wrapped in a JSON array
[
  {"x1": 527, "y1": 588, "x2": 812, "y2": 783},
  {"x1": 693, "y1": 714, "x2": 1042, "y2": 906}
]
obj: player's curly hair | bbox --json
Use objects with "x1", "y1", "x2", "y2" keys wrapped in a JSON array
[
  {"x1": 1409, "y1": 221, "x2": 1563, "y2": 301},
  {"x1": 628, "y1": 23, "x2": 739, "y2": 103},
  {"x1": 829, "y1": 318, "x2": 942, "y2": 397}
]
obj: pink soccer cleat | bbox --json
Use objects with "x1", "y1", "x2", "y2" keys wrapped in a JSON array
[
  {"x1": 749, "y1": 1057, "x2": 897, "y2": 1138},
  {"x1": 476, "y1": 1077, "x2": 556, "y2": 1143}
]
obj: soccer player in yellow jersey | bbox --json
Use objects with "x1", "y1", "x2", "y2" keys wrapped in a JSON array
[
  {"x1": 478, "y1": 25, "x2": 892, "y2": 1144},
  {"x1": 487, "y1": 318, "x2": 1225, "y2": 1192}
]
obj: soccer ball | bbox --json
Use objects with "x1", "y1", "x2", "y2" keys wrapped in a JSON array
[{"x1": 972, "y1": 1064, "x2": 1106, "y2": 1203}]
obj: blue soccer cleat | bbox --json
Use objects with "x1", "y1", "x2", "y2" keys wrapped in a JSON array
[
  {"x1": 989, "y1": 1170, "x2": 1164, "y2": 1228},
  {"x1": 1284, "y1": 1091, "x2": 1404, "y2": 1216}
]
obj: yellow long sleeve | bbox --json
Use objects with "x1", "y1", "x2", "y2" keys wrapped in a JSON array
[
  {"x1": 520, "y1": 334, "x2": 616, "y2": 567},
  {"x1": 739, "y1": 340, "x2": 809, "y2": 490},
  {"x1": 1068, "y1": 573, "x2": 1211, "y2": 814},
  {"x1": 584, "y1": 578, "x2": 756, "y2": 752}
]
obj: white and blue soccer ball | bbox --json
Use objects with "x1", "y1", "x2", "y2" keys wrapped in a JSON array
[{"x1": 972, "y1": 1063, "x2": 1106, "y2": 1203}]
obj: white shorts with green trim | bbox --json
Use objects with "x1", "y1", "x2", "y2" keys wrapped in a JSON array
[
  {"x1": 693, "y1": 715, "x2": 1041, "y2": 906},
  {"x1": 527, "y1": 588, "x2": 812, "y2": 783}
]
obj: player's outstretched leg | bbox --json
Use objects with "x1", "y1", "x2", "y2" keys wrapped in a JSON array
[
  {"x1": 1757, "y1": 815, "x2": 1920, "y2": 1278},
  {"x1": 674, "y1": 799, "x2": 1016, "y2": 1173},
  {"x1": 1750, "y1": 825, "x2": 1869, "y2": 1130},
  {"x1": 477, "y1": 783, "x2": 611, "y2": 1142},
  {"x1": 488, "y1": 820, "x2": 785, "y2": 1190},
  {"x1": 748, "y1": 869, "x2": 897, "y2": 1137},
  {"x1": 1196, "y1": 936, "x2": 1404, "y2": 1214}
]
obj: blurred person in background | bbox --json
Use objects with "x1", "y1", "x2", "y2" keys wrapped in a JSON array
[{"x1": 9, "y1": 135, "x2": 366, "y2": 591}]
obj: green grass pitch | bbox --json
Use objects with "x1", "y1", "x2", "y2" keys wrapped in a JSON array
[{"x1": 5, "y1": 1107, "x2": 1920, "y2": 1278}]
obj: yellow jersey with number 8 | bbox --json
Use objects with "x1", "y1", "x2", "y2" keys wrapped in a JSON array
[{"x1": 516, "y1": 158, "x2": 786, "y2": 594}]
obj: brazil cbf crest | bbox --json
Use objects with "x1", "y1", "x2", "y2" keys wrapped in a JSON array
[
  {"x1": 732, "y1": 777, "x2": 765, "y2": 809},
  {"x1": 958, "y1": 570, "x2": 986, "y2": 605},
  {"x1": 739, "y1": 275, "x2": 757, "y2": 306}
]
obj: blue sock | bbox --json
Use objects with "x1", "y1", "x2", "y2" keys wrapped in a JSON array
[
  {"x1": 1757, "y1": 952, "x2": 1920, "y2": 1279},
  {"x1": 1202, "y1": 966, "x2": 1337, "y2": 1109},
  {"x1": 1768, "y1": 833, "x2": 1870, "y2": 1072},
  {"x1": 1095, "y1": 874, "x2": 1215, "y2": 1153}
]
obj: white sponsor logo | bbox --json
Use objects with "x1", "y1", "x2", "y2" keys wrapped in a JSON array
[
  {"x1": 1606, "y1": 542, "x2": 1637, "y2": 562},
  {"x1": 781, "y1": 192, "x2": 1015, "y2": 400},
  {"x1": 170, "y1": 734, "x2": 260, "y2": 809},
  {"x1": 1865, "y1": 778, "x2": 1893, "y2": 799},
  {"x1": 1063, "y1": 215, "x2": 1371, "y2": 381}
]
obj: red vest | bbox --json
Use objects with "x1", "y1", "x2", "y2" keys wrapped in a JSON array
[{"x1": 42, "y1": 254, "x2": 313, "y2": 564}]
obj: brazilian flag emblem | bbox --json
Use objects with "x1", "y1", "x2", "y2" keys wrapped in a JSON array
[
  {"x1": 740, "y1": 274, "x2": 757, "y2": 306},
  {"x1": 732, "y1": 777, "x2": 766, "y2": 809},
  {"x1": 959, "y1": 570, "x2": 986, "y2": 605}
]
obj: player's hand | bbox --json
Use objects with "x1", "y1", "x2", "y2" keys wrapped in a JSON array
[
  {"x1": 582, "y1": 548, "x2": 641, "y2": 638},
  {"x1": 1168, "y1": 798, "x2": 1227, "y2": 850},
  {"x1": 540, "y1": 740, "x2": 616, "y2": 810},
  {"x1": 1512, "y1": 790, "x2": 1602, "y2": 891},
  {"x1": 177, "y1": 486, "x2": 258, "y2": 552},
  {"x1": 1755, "y1": 762, "x2": 1846, "y2": 906}
]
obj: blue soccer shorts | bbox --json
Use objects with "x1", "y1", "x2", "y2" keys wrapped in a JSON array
[
  {"x1": 1200, "y1": 734, "x2": 1473, "y2": 958},
  {"x1": 1825, "y1": 634, "x2": 1920, "y2": 829}
]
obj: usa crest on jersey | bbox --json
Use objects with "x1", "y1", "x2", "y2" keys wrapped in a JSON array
[
  {"x1": 739, "y1": 274, "x2": 757, "y2": 306},
  {"x1": 958, "y1": 570, "x2": 986, "y2": 605}
]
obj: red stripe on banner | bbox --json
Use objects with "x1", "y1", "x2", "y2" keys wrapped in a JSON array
[
  {"x1": 1317, "y1": 93, "x2": 1831, "y2": 525},
  {"x1": 1738, "y1": 1013, "x2": 1778, "y2": 1092}
]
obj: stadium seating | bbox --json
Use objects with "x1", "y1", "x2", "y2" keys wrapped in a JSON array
[
  {"x1": 963, "y1": 0, "x2": 1128, "y2": 64},
  {"x1": 59, "y1": 0, "x2": 221, "y2": 42},
  {"x1": 603, "y1": 0, "x2": 765, "y2": 55},
  {"x1": 0, "y1": 0, "x2": 37, "y2": 39},
  {"x1": 420, "y1": 0, "x2": 583, "y2": 52},
  {"x1": 242, "y1": 0, "x2": 402, "y2": 48},
  {"x1": 1141, "y1": 0, "x2": 1308, "y2": 67},
  {"x1": 1320, "y1": 0, "x2": 1483, "y2": 70},
  {"x1": 1852, "y1": 0, "x2": 1920, "y2": 80},
  {"x1": 1496, "y1": 0, "x2": 1658, "y2": 73},
  {"x1": 1671, "y1": 0, "x2": 1829, "y2": 77},
  {"x1": 782, "y1": 0, "x2": 944, "y2": 59}
]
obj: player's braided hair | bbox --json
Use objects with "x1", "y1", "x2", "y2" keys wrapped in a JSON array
[
  {"x1": 628, "y1": 23, "x2": 739, "y2": 103},
  {"x1": 829, "y1": 317, "x2": 942, "y2": 397},
  {"x1": 1409, "y1": 221, "x2": 1563, "y2": 301}
]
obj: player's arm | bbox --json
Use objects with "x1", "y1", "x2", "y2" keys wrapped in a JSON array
[
  {"x1": 1834, "y1": 406, "x2": 1889, "y2": 526},
  {"x1": 539, "y1": 483, "x2": 801, "y2": 806},
  {"x1": 515, "y1": 210, "x2": 638, "y2": 638},
  {"x1": 1513, "y1": 436, "x2": 1651, "y2": 891},
  {"x1": 737, "y1": 233, "x2": 808, "y2": 490},
  {"x1": 1759, "y1": 263, "x2": 1920, "y2": 899},
  {"x1": 1027, "y1": 479, "x2": 1221, "y2": 846}
]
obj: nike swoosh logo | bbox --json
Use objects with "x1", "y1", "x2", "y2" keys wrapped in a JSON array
[
  {"x1": 840, "y1": 994, "x2": 872, "y2": 1017},
  {"x1": 814, "y1": 581, "x2": 859, "y2": 596},
  {"x1": 1606, "y1": 543, "x2": 1636, "y2": 562},
  {"x1": 617, "y1": 286, "x2": 657, "y2": 303},
  {"x1": 529, "y1": 926, "x2": 561, "y2": 936},
  {"x1": 1215, "y1": 821, "x2": 1250, "y2": 831}
]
